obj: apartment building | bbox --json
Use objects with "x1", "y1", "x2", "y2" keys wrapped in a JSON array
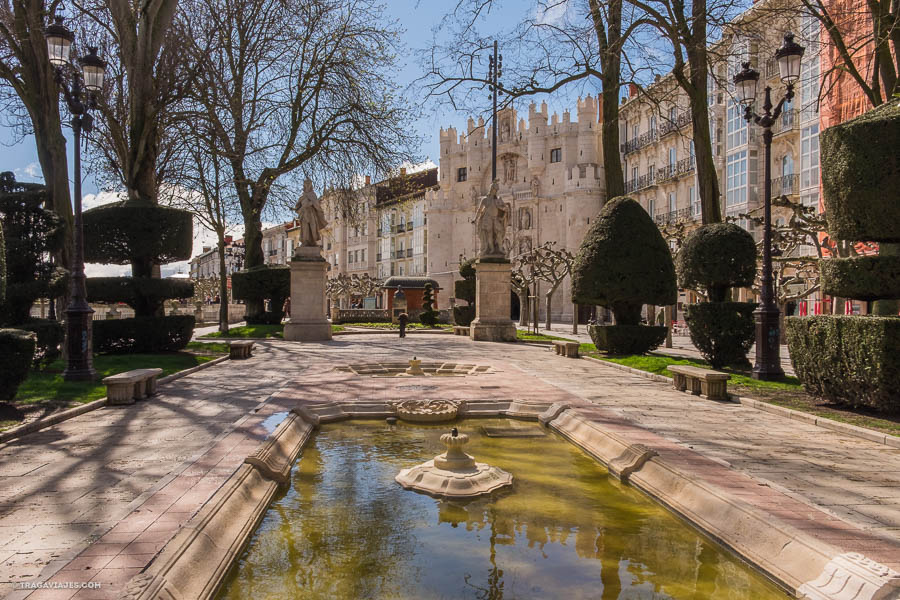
[{"x1": 189, "y1": 236, "x2": 245, "y2": 280}]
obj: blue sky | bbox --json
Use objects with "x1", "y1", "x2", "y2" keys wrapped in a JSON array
[{"x1": 0, "y1": 1, "x2": 592, "y2": 273}]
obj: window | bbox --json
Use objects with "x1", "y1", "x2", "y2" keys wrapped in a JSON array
[
  {"x1": 782, "y1": 154, "x2": 794, "y2": 177},
  {"x1": 800, "y1": 57, "x2": 819, "y2": 123},
  {"x1": 690, "y1": 186, "x2": 700, "y2": 216},
  {"x1": 669, "y1": 106, "x2": 677, "y2": 122},
  {"x1": 801, "y1": 191, "x2": 819, "y2": 210},
  {"x1": 632, "y1": 124, "x2": 639, "y2": 141},
  {"x1": 347, "y1": 251, "x2": 353, "y2": 264},
  {"x1": 668, "y1": 191, "x2": 676, "y2": 213},
  {"x1": 361, "y1": 249, "x2": 365, "y2": 262},
  {"x1": 801, "y1": 124, "x2": 819, "y2": 189},
  {"x1": 649, "y1": 115, "x2": 657, "y2": 133},
  {"x1": 550, "y1": 148, "x2": 562, "y2": 163},
  {"x1": 668, "y1": 147, "x2": 677, "y2": 166},
  {"x1": 631, "y1": 165, "x2": 638, "y2": 182},
  {"x1": 726, "y1": 102, "x2": 747, "y2": 148},
  {"x1": 457, "y1": 167, "x2": 467, "y2": 182},
  {"x1": 648, "y1": 197, "x2": 656, "y2": 216},
  {"x1": 726, "y1": 150, "x2": 748, "y2": 207}
]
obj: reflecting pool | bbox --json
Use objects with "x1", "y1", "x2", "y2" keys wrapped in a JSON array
[{"x1": 218, "y1": 419, "x2": 787, "y2": 599}]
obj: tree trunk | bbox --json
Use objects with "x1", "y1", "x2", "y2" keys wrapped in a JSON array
[
  {"x1": 217, "y1": 234, "x2": 229, "y2": 333},
  {"x1": 572, "y1": 303, "x2": 578, "y2": 334},
  {"x1": 591, "y1": 0, "x2": 624, "y2": 201},
  {"x1": 545, "y1": 283, "x2": 563, "y2": 330},
  {"x1": 685, "y1": 0, "x2": 722, "y2": 224},
  {"x1": 518, "y1": 292, "x2": 529, "y2": 327}
]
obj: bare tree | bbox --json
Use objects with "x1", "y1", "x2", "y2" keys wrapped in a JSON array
[
  {"x1": 530, "y1": 241, "x2": 574, "y2": 330},
  {"x1": 182, "y1": 0, "x2": 420, "y2": 284},
  {"x1": 167, "y1": 120, "x2": 241, "y2": 333},
  {"x1": 0, "y1": 0, "x2": 73, "y2": 269},
  {"x1": 421, "y1": 0, "x2": 653, "y2": 200}
]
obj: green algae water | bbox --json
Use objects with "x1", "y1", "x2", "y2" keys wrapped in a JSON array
[{"x1": 218, "y1": 419, "x2": 787, "y2": 599}]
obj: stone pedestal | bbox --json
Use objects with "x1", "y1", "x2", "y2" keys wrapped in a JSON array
[
  {"x1": 470, "y1": 258, "x2": 517, "y2": 342},
  {"x1": 284, "y1": 248, "x2": 332, "y2": 342}
]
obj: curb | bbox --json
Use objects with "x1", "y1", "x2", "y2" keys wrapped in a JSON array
[
  {"x1": 0, "y1": 355, "x2": 231, "y2": 446},
  {"x1": 582, "y1": 355, "x2": 899, "y2": 448},
  {"x1": 333, "y1": 328, "x2": 454, "y2": 336}
]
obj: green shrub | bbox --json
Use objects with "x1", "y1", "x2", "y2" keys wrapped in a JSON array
[
  {"x1": 87, "y1": 277, "x2": 194, "y2": 317},
  {"x1": 0, "y1": 328, "x2": 35, "y2": 401},
  {"x1": 0, "y1": 173, "x2": 67, "y2": 325},
  {"x1": 452, "y1": 305, "x2": 475, "y2": 326},
  {"x1": 573, "y1": 197, "x2": 676, "y2": 325},
  {"x1": 93, "y1": 315, "x2": 195, "y2": 354},
  {"x1": 83, "y1": 201, "x2": 193, "y2": 274},
  {"x1": 588, "y1": 324, "x2": 667, "y2": 355},
  {"x1": 419, "y1": 283, "x2": 439, "y2": 327},
  {"x1": 820, "y1": 255, "x2": 900, "y2": 301},
  {"x1": 786, "y1": 316, "x2": 900, "y2": 411},
  {"x1": 677, "y1": 224, "x2": 757, "y2": 302},
  {"x1": 18, "y1": 318, "x2": 64, "y2": 368},
  {"x1": 684, "y1": 302, "x2": 757, "y2": 368},
  {"x1": 454, "y1": 278, "x2": 475, "y2": 305},
  {"x1": 820, "y1": 101, "x2": 900, "y2": 242},
  {"x1": 233, "y1": 265, "x2": 290, "y2": 323}
]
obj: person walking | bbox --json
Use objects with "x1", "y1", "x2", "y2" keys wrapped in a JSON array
[{"x1": 398, "y1": 312, "x2": 408, "y2": 338}]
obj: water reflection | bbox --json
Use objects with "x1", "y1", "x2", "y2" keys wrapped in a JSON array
[{"x1": 218, "y1": 420, "x2": 786, "y2": 600}]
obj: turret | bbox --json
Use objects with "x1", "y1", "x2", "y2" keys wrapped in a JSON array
[
  {"x1": 577, "y1": 95, "x2": 599, "y2": 164},
  {"x1": 528, "y1": 103, "x2": 548, "y2": 173}
]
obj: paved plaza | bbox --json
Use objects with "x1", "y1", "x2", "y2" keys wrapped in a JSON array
[{"x1": 1, "y1": 333, "x2": 898, "y2": 598}]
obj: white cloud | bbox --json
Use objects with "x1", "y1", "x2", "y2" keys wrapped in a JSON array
[
  {"x1": 534, "y1": 1, "x2": 569, "y2": 25},
  {"x1": 83, "y1": 190, "x2": 124, "y2": 210},
  {"x1": 85, "y1": 263, "x2": 130, "y2": 277},
  {"x1": 13, "y1": 162, "x2": 42, "y2": 182}
]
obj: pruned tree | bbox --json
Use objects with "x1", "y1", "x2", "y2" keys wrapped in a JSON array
[
  {"x1": 351, "y1": 273, "x2": 381, "y2": 299},
  {"x1": 0, "y1": 0, "x2": 73, "y2": 270},
  {"x1": 531, "y1": 241, "x2": 574, "y2": 331},
  {"x1": 326, "y1": 272, "x2": 353, "y2": 307},
  {"x1": 421, "y1": 0, "x2": 653, "y2": 200},
  {"x1": 510, "y1": 251, "x2": 536, "y2": 328},
  {"x1": 182, "y1": 0, "x2": 420, "y2": 280}
]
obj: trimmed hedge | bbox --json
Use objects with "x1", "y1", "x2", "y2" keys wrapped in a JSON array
[
  {"x1": 573, "y1": 197, "x2": 676, "y2": 325},
  {"x1": 677, "y1": 224, "x2": 757, "y2": 302},
  {"x1": 419, "y1": 283, "x2": 439, "y2": 327},
  {"x1": 820, "y1": 100, "x2": 900, "y2": 242},
  {"x1": 0, "y1": 328, "x2": 35, "y2": 401},
  {"x1": 93, "y1": 315, "x2": 195, "y2": 354},
  {"x1": 454, "y1": 278, "x2": 475, "y2": 305},
  {"x1": 820, "y1": 255, "x2": 900, "y2": 301},
  {"x1": 232, "y1": 265, "x2": 290, "y2": 323},
  {"x1": 87, "y1": 277, "x2": 194, "y2": 317},
  {"x1": 18, "y1": 318, "x2": 64, "y2": 368},
  {"x1": 83, "y1": 201, "x2": 193, "y2": 270},
  {"x1": 786, "y1": 316, "x2": 900, "y2": 411},
  {"x1": 588, "y1": 324, "x2": 667, "y2": 355},
  {"x1": 684, "y1": 302, "x2": 757, "y2": 368},
  {"x1": 452, "y1": 305, "x2": 475, "y2": 326}
]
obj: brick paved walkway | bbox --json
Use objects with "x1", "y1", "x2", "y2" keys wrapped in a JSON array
[{"x1": 1, "y1": 333, "x2": 897, "y2": 598}]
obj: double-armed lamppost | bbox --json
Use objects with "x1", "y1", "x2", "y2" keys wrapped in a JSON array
[
  {"x1": 45, "y1": 16, "x2": 106, "y2": 381},
  {"x1": 487, "y1": 41, "x2": 502, "y2": 181},
  {"x1": 733, "y1": 32, "x2": 805, "y2": 381}
]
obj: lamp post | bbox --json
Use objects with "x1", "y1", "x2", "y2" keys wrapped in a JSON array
[
  {"x1": 733, "y1": 32, "x2": 804, "y2": 381},
  {"x1": 46, "y1": 16, "x2": 106, "y2": 381},
  {"x1": 487, "y1": 41, "x2": 502, "y2": 181}
]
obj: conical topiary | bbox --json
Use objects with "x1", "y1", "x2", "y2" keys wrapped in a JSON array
[{"x1": 573, "y1": 196, "x2": 676, "y2": 354}]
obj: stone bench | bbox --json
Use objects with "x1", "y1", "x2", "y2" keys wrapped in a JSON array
[
  {"x1": 668, "y1": 365, "x2": 731, "y2": 401},
  {"x1": 229, "y1": 341, "x2": 255, "y2": 360},
  {"x1": 103, "y1": 368, "x2": 164, "y2": 405},
  {"x1": 453, "y1": 326, "x2": 470, "y2": 336},
  {"x1": 552, "y1": 340, "x2": 580, "y2": 358}
]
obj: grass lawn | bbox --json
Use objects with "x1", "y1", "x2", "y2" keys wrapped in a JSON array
[
  {"x1": 1, "y1": 345, "x2": 227, "y2": 432},
  {"x1": 584, "y1": 347, "x2": 900, "y2": 437},
  {"x1": 200, "y1": 324, "x2": 284, "y2": 339},
  {"x1": 516, "y1": 330, "x2": 573, "y2": 342}
]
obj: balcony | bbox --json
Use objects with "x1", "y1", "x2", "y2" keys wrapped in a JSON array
[
  {"x1": 654, "y1": 207, "x2": 692, "y2": 225},
  {"x1": 406, "y1": 248, "x2": 413, "y2": 258},
  {"x1": 659, "y1": 111, "x2": 692, "y2": 137},
  {"x1": 625, "y1": 172, "x2": 657, "y2": 193},
  {"x1": 621, "y1": 129, "x2": 658, "y2": 154},
  {"x1": 772, "y1": 109, "x2": 796, "y2": 136},
  {"x1": 772, "y1": 173, "x2": 799, "y2": 196},
  {"x1": 656, "y1": 157, "x2": 695, "y2": 184}
]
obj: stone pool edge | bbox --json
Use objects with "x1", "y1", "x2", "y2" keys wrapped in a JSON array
[{"x1": 123, "y1": 401, "x2": 897, "y2": 600}]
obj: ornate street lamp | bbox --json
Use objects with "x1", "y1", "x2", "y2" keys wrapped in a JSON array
[
  {"x1": 46, "y1": 16, "x2": 106, "y2": 381},
  {"x1": 486, "y1": 41, "x2": 502, "y2": 182},
  {"x1": 733, "y1": 32, "x2": 804, "y2": 381}
]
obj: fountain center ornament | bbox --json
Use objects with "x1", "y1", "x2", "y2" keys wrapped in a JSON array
[{"x1": 395, "y1": 428, "x2": 513, "y2": 498}]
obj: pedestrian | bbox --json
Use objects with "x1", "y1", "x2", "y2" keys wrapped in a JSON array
[
  {"x1": 398, "y1": 312, "x2": 408, "y2": 338},
  {"x1": 282, "y1": 297, "x2": 291, "y2": 320}
]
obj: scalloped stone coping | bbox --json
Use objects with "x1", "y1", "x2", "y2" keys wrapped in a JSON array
[{"x1": 124, "y1": 402, "x2": 900, "y2": 600}]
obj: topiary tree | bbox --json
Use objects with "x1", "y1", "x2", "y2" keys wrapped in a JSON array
[
  {"x1": 419, "y1": 283, "x2": 439, "y2": 327},
  {"x1": 453, "y1": 258, "x2": 476, "y2": 326},
  {"x1": 232, "y1": 265, "x2": 290, "y2": 324},
  {"x1": 573, "y1": 197, "x2": 676, "y2": 354},
  {"x1": 676, "y1": 223, "x2": 758, "y2": 368},
  {"x1": 787, "y1": 100, "x2": 900, "y2": 411}
]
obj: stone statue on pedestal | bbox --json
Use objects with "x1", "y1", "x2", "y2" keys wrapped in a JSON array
[
  {"x1": 474, "y1": 180, "x2": 510, "y2": 258},
  {"x1": 293, "y1": 179, "x2": 328, "y2": 250}
]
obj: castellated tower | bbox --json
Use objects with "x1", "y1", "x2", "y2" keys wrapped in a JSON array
[
  {"x1": 527, "y1": 101, "x2": 549, "y2": 174},
  {"x1": 577, "y1": 96, "x2": 599, "y2": 165}
]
